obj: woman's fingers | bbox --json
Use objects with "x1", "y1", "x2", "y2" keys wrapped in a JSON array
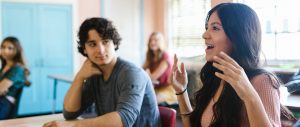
[
  {"x1": 219, "y1": 52, "x2": 242, "y2": 69},
  {"x1": 169, "y1": 71, "x2": 173, "y2": 83},
  {"x1": 172, "y1": 54, "x2": 178, "y2": 72},
  {"x1": 172, "y1": 54, "x2": 183, "y2": 75},
  {"x1": 170, "y1": 54, "x2": 187, "y2": 83},
  {"x1": 213, "y1": 55, "x2": 239, "y2": 73},
  {"x1": 213, "y1": 62, "x2": 237, "y2": 79},
  {"x1": 180, "y1": 62, "x2": 186, "y2": 75},
  {"x1": 4, "y1": 89, "x2": 8, "y2": 95},
  {"x1": 215, "y1": 72, "x2": 235, "y2": 85},
  {"x1": 172, "y1": 72, "x2": 176, "y2": 82}
]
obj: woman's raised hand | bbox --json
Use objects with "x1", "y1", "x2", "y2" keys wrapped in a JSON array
[
  {"x1": 212, "y1": 51, "x2": 257, "y2": 102},
  {"x1": 169, "y1": 54, "x2": 188, "y2": 94}
]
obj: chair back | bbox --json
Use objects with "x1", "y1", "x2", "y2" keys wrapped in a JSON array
[
  {"x1": 158, "y1": 106, "x2": 176, "y2": 127},
  {"x1": 8, "y1": 87, "x2": 23, "y2": 119}
]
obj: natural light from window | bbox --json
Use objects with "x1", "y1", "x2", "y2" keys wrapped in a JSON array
[{"x1": 242, "y1": 0, "x2": 300, "y2": 60}]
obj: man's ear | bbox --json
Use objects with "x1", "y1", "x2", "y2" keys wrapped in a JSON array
[{"x1": 114, "y1": 44, "x2": 117, "y2": 49}]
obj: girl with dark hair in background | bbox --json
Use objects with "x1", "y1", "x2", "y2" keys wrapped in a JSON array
[
  {"x1": 0, "y1": 37, "x2": 30, "y2": 120},
  {"x1": 142, "y1": 32, "x2": 177, "y2": 105},
  {"x1": 170, "y1": 3, "x2": 293, "y2": 127}
]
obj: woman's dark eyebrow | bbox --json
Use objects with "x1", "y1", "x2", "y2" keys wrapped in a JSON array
[
  {"x1": 206, "y1": 22, "x2": 222, "y2": 28},
  {"x1": 211, "y1": 22, "x2": 222, "y2": 26}
]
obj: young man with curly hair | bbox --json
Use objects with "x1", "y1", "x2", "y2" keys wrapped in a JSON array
[{"x1": 43, "y1": 18, "x2": 161, "y2": 127}]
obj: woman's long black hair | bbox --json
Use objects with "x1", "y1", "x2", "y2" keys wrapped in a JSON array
[{"x1": 188, "y1": 3, "x2": 293, "y2": 127}]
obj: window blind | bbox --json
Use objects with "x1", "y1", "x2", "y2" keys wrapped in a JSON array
[{"x1": 170, "y1": 0, "x2": 211, "y2": 57}]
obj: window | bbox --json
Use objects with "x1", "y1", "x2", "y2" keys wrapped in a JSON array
[
  {"x1": 169, "y1": 0, "x2": 211, "y2": 58},
  {"x1": 241, "y1": 0, "x2": 300, "y2": 61}
]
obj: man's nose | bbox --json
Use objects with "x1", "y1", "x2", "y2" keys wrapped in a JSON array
[{"x1": 96, "y1": 43, "x2": 105, "y2": 53}]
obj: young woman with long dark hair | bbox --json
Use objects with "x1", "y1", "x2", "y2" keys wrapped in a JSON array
[
  {"x1": 170, "y1": 3, "x2": 292, "y2": 127},
  {"x1": 0, "y1": 37, "x2": 30, "y2": 120}
]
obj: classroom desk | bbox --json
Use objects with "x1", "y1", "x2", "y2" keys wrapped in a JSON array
[
  {"x1": 264, "y1": 67, "x2": 299, "y2": 75},
  {"x1": 280, "y1": 86, "x2": 300, "y2": 109},
  {"x1": 0, "y1": 114, "x2": 66, "y2": 127},
  {"x1": 48, "y1": 74, "x2": 75, "y2": 114}
]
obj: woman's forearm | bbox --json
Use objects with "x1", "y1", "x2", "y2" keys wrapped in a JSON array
[
  {"x1": 177, "y1": 91, "x2": 193, "y2": 127},
  {"x1": 0, "y1": 79, "x2": 13, "y2": 94},
  {"x1": 149, "y1": 61, "x2": 168, "y2": 81},
  {"x1": 244, "y1": 94, "x2": 272, "y2": 127}
]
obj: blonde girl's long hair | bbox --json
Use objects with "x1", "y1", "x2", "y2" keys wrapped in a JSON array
[
  {"x1": 0, "y1": 37, "x2": 31, "y2": 86},
  {"x1": 146, "y1": 32, "x2": 165, "y2": 66}
]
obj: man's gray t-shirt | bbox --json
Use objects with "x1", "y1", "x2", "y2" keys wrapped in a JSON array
[{"x1": 63, "y1": 57, "x2": 161, "y2": 127}]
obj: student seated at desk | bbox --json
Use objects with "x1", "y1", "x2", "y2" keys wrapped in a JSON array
[
  {"x1": 43, "y1": 18, "x2": 161, "y2": 127},
  {"x1": 142, "y1": 32, "x2": 177, "y2": 105},
  {"x1": 0, "y1": 37, "x2": 31, "y2": 120},
  {"x1": 169, "y1": 3, "x2": 294, "y2": 127}
]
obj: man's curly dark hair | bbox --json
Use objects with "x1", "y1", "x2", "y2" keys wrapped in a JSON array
[{"x1": 77, "y1": 18, "x2": 122, "y2": 57}]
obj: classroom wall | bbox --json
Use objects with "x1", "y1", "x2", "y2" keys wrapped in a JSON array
[
  {"x1": 78, "y1": 0, "x2": 101, "y2": 24},
  {"x1": 143, "y1": 0, "x2": 155, "y2": 54},
  {"x1": 77, "y1": 0, "x2": 101, "y2": 67},
  {"x1": 143, "y1": 0, "x2": 168, "y2": 55},
  {"x1": 103, "y1": 0, "x2": 142, "y2": 66},
  {"x1": 211, "y1": 0, "x2": 236, "y2": 8},
  {"x1": 143, "y1": 0, "x2": 236, "y2": 54},
  {"x1": 76, "y1": 0, "x2": 238, "y2": 66}
]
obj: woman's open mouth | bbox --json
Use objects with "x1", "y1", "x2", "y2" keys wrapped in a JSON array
[{"x1": 205, "y1": 45, "x2": 214, "y2": 52}]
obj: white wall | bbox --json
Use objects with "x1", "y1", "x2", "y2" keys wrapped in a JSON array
[{"x1": 103, "y1": 0, "x2": 142, "y2": 66}]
